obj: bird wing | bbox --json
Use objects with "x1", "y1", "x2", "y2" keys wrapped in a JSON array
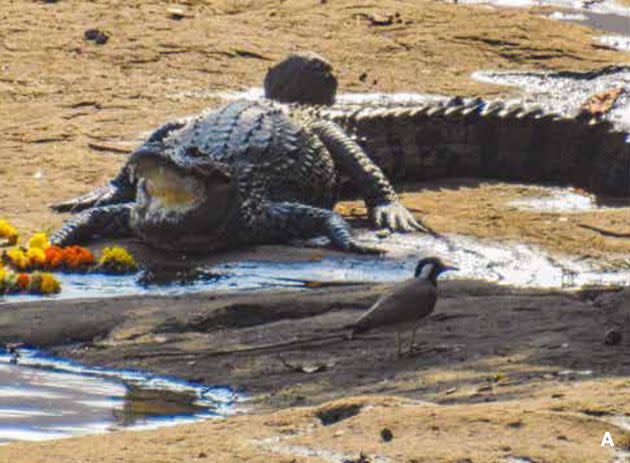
[{"x1": 352, "y1": 279, "x2": 437, "y2": 333}]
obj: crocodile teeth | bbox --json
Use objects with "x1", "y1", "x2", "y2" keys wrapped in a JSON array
[
  {"x1": 480, "y1": 101, "x2": 504, "y2": 116},
  {"x1": 425, "y1": 106, "x2": 447, "y2": 116},
  {"x1": 444, "y1": 105, "x2": 465, "y2": 117},
  {"x1": 516, "y1": 107, "x2": 544, "y2": 119},
  {"x1": 498, "y1": 104, "x2": 524, "y2": 118}
]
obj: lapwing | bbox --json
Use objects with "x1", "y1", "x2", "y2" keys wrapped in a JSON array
[{"x1": 348, "y1": 257, "x2": 457, "y2": 357}]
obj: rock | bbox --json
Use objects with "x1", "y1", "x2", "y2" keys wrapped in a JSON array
[
  {"x1": 604, "y1": 328, "x2": 622, "y2": 345},
  {"x1": 167, "y1": 7, "x2": 189, "y2": 20},
  {"x1": 577, "y1": 87, "x2": 624, "y2": 122},
  {"x1": 84, "y1": 29, "x2": 109, "y2": 45},
  {"x1": 380, "y1": 428, "x2": 393, "y2": 442},
  {"x1": 264, "y1": 52, "x2": 337, "y2": 105}
]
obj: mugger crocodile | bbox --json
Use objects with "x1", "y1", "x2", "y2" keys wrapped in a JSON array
[
  {"x1": 50, "y1": 84, "x2": 630, "y2": 253},
  {"x1": 50, "y1": 99, "x2": 428, "y2": 254}
]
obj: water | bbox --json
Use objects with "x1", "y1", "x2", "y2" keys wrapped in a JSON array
[
  {"x1": 0, "y1": 349, "x2": 238, "y2": 443},
  {"x1": 1, "y1": 226, "x2": 628, "y2": 304},
  {"x1": 455, "y1": 0, "x2": 630, "y2": 17}
]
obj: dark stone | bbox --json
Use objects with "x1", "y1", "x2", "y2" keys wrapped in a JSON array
[
  {"x1": 380, "y1": 427, "x2": 393, "y2": 442},
  {"x1": 264, "y1": 52, "x2": 337, "y2": 105},
  {"x1": 84, "y1": 29, "x2": 109, "y2": 45},
  {"x1": 604, "y1": 328, "x2": 622, "y2": 346},
  {"x1": 315, "y1": 403, "x2": 362, "y2": 425}
]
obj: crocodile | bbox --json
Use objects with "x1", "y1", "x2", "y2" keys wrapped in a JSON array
[
  {"x1": 50, "y1": 99, "x2": 426, "y2": 253},
  {"x1": 51, "y1": 70, "x2": 630, "y2": 252}
]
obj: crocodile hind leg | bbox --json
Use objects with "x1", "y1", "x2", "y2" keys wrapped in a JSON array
[
  {"x1": 263, "y1": 202, "x2": 382, "y2": 254},
  {"x1": 50, "y1": 204, "x2": 133, "y2": 246},
  {"x1": 309, "y1": 120, "x2": 437, "y2": 235}
]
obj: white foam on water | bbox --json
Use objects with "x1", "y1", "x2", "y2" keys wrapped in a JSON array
[
  {"x1": 598, "y1": 34, "x2": 630, "y2": 50},
  {"x1": 547, "y1": 11, "x2": 588, "y2": 21},
  {"x1": 507, "y1": 187, "x2": 601, "y2": 212}
]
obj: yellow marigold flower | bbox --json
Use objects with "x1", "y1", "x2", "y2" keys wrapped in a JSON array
[
  {"x1": 39, "y1": 273, "x2": 61, "y2": 294},
  {"x1": 0, "y1": 266, "x2": 10, "y2": 288},
  {"x1": 0, "y1": 267, "x2": 17, "y2": 294},
  {"x1": 28, "y1": 233, "x2": 50, "y2": 251},
  {"x1": 28, "y1": 272, "x2": 61, "y2": 294},
  {"x1": 5, "y1": 248, "x2": 29, "y2": 270},
  {"x1": 98, "y1": 246, "x2": 138, "y2": 274},
  {"x1": 27, "y1": 247, "x2": 46, "y2": 267},
  {"x1": 0, "y1": 220, "x2": 18, "y2": 245}
]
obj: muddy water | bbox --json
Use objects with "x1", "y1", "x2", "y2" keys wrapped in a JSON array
[{"x1": 0, "y1": 349, "x2": 237, "y2": 443}]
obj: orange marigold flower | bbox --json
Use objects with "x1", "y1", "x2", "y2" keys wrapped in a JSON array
[
  {"x1": 16, "y1": 273, "x2": 30, "y2": 291},
  {"x1": 62, "y1": 246, "x2": 95, "y2": 269},
  {"x1": 44, "y1": 245, "x2": 65, "y2": 269}
]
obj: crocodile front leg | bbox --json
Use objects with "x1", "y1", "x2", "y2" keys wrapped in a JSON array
[
  {"x1": 50, "y1": 171, "x2": 135, "y2": 213},
  {"x1": 50, "y1": 204, "x2": 133, "y2": 246},
  {"x1": 264, "y1": 202, "x2": 382, "y2": 254},
  {"x1": 309, "y1": 120, "x2": 435, "y2": 234}
]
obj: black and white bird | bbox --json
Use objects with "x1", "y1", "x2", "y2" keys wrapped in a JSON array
[{"x1": 348, "y1": 257, "x2": 457, "y2": 357}]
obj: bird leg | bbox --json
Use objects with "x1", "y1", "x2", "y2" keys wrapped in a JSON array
[
  {"x1": 408, "y1": 327, "x2": 418, "y2": 354},
  {"x1": 396, "y1": 331, "x2": 403, "y2": 358}
]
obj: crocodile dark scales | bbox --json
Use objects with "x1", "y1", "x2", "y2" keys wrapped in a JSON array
[{"x1": 50, "y1": 96, "x2": 630, "y2": 253}]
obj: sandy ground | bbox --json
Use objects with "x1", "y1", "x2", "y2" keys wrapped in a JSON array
[
  {"x1": 2, "y1": 0, "x2": 630, "y2": 461},
  {"x1": 1, "y1": 283, "x2": 630, "y2": 462}
]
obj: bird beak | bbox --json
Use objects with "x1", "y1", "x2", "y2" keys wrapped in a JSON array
[{"x1": 441, "y1": 264, "x2": 459, "y2": 272}]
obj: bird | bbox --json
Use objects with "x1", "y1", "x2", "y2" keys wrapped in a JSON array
[{"x1": 348, "y1": 257, "x2": 457, "y2": 357}]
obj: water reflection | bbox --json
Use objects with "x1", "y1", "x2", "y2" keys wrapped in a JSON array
[{"x1": 0, "y1": 349, "x2": 237, "y2": 443}]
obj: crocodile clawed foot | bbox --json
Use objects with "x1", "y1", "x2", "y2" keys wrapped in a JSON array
[
  {"x1": 371, "y1": 201, "x2": 433, "y2": 234},
  {"x1": 346, "y1": 240, "x2": 385, "y2": 255}
]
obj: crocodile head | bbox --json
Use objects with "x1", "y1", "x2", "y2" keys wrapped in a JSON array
[{"x1": 127, "y1": 144, "x2": 239, "y2": 251}]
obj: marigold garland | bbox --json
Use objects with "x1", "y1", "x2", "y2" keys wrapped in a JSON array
[
  {"x1": 0, "y1": 266, "x2": 60, "y2": 295},
  {"x1": 0, "y1": 226, "x2": 139, "y2": 296}
]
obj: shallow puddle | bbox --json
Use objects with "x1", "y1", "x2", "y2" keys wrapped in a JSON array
[{"x1": 0, "y1": 349, "x2": 237, "y2": 443}]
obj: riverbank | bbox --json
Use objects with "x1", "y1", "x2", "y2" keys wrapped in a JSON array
[{"x1": 1, "y1": 282, "x2": 629, "y2": 461}]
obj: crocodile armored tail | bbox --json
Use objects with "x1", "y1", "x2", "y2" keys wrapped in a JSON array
[
  {"x1": 305, "y1": 95, "x2": 630, "y2": 198},
  {"x1": 50, "y1": 99, "x2": 425, "y2": 253}
]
